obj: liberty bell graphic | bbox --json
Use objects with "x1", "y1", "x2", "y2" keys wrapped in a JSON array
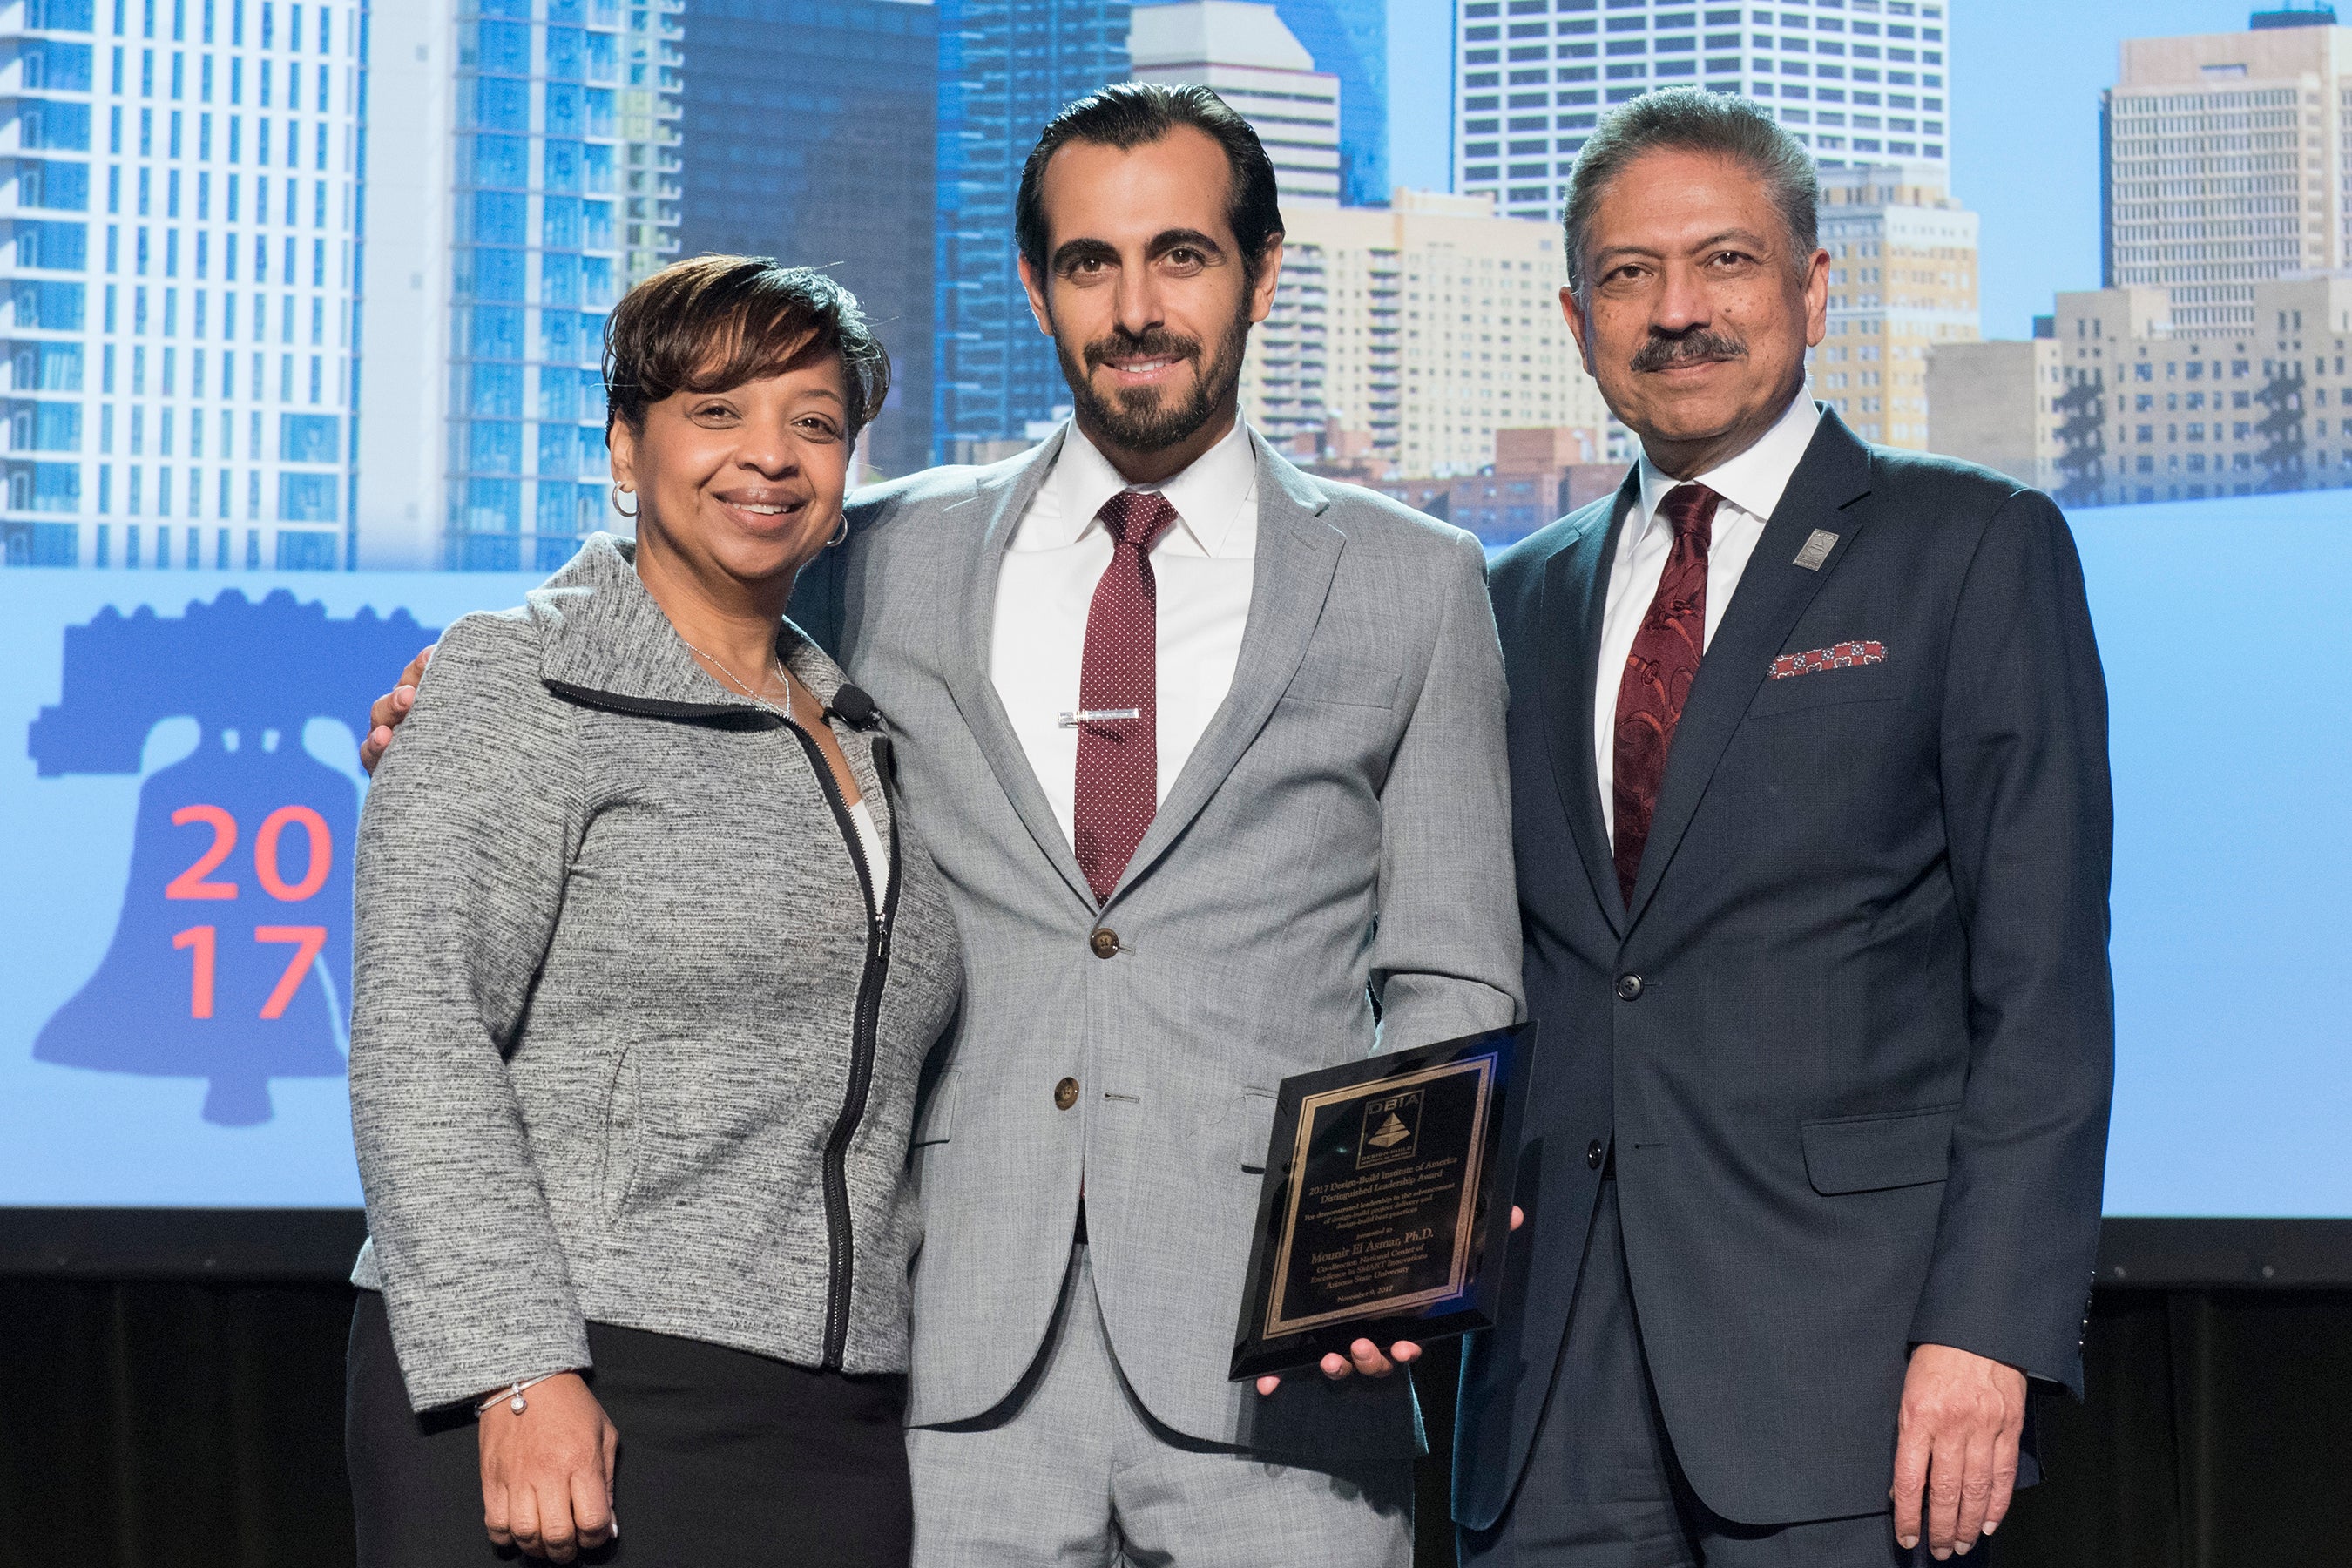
[{"x1": 30, "y1": 590, "x2": 440, "y2": 1125}]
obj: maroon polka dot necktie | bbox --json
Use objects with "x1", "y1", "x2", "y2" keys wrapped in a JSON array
[
  {"x1": 1073, "y1": 489, "x2": 1179, "y2": 904},
  {"x1": 1612, "y1": 482, "x2": 1719, "y2": 907}
]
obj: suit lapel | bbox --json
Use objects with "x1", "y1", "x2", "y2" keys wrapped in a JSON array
[
  {"x1": 937, "y1": 429, "x2": 1101, "y2": 912},
  {"x1": 1109, "y1": 443, "x2": 1343, "y2": 904},
  {"x1": 1540, "y1": 473, "x2": 1643, "y2": 937},
  {"x1": 1622, "y1": 409, "x2": 1876, "y2": 929}
]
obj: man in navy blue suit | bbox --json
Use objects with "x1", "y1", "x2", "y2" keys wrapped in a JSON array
[{"x1": 1454, "y1": 91, "x2": 2114, "y2": 1566}]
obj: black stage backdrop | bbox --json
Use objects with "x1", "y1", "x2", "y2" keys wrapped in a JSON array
[{"x1": 6, "y1": 1281, "x2": 2352, "y2": 1566}]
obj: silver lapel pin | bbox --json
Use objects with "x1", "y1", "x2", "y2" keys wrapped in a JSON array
[{"x1": 1792, "y1": 529, "x2": 1839, "y2": 571}]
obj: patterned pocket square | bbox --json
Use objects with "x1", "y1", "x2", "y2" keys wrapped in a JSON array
[{"x1": 1768, "y1": 640, "x2": 1886, "y2": 679}]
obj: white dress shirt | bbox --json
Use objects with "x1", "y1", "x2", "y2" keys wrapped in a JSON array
[
  {"x1": 1594, "y1": 393, "x2": 1821, "y2": 840},
  {"x1": 990, "y1": 419, "x2": 1260, "y2": 847}
]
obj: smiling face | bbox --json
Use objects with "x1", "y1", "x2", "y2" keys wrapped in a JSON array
[
  {"x1": 1017, "y1": 124, "x2": 1283, "y2": 483},
  {"x1": 1565, "y1": 145, "x2": 1828, "y2": 476},
  {"x1": 606, "y1": 353, "x2": 853, "y2": 599}
]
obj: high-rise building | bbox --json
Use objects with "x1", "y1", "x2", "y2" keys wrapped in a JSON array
[
  {"x1": 1130, "y1": 1, "x2": 1339, "y2": 208},
  {"x1": 675, "y1": 0, "x2": 937, "y2": 480},
  {"x1": 1240, "y1": 189, "x2": 1612, "y2": 476},
  {"x1": 2104, "y1": 12, "x2": 2352, "y2": 334},
  {"x1": 1262, "y1": 0, "x2": 1384, "y2": 206},
  {"x1": 614, "y1": 0, "x2": 682, "y2": 288},
  {"x1": 1930, "y1": 274, "x2": 2352, "y2": 507},
  {"x1": 1453, "y1": 0, "x2": 1953, "y2": 226},
  {"x1": 932, "y1": 0, "x2": 1130, "y2": 463},
  {"x1": 3, "y1": 0, "x2": 367, "y2": 571},
  {"x1": 1922, "y1": 330, "x2": 2064, "y2": 496},
  {"x1": 1812, "y1": 160, "x2": 1978, "y2": 449},
  {"x1": 359, "y1": 0, "x2": 681, "y2": 571}
]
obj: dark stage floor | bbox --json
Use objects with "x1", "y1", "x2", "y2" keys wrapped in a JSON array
[{"x1": 3, "y1": 1278, "x2": 2349, "y2": 1568}]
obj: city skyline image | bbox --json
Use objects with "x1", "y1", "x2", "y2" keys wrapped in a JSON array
[{"x1": 8, "y1": 0, "x2": 2352, "y2": 572}]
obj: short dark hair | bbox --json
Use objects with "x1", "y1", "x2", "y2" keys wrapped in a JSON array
[
  {"x1": 1014, "y1": 82, "x2": 1284, "y2": 281},
  {"x1": 1562, "y1": 90, "x2": 1818, "y2": 299},
  {"x1": 602, "y1": 255, "x2": 890, "y2": 436}
]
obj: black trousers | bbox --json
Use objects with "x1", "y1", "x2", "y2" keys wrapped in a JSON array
[
  {"x1": 1461, "y1": 1181, "x2": 1950, "y2": 1568},
  {"x1": 346, "y1": 1290, "x2": 912, "y2": 1567}
]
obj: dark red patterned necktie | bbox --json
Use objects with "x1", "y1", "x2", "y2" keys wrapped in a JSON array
[
  {"x1": 1612, "y1": 482, "x2": 1719, "y2": 906},
  {"x1": 1072, "y1": 489, "x2": 1178, "y2": 903}
]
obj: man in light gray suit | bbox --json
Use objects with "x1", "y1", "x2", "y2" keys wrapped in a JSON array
[
  {"x1": 368, "y1": 84, "x2": 1518, "y2": 1563},
  {"x1": 809, "y1": 84, "x2": 1520, "y2": 1565}
]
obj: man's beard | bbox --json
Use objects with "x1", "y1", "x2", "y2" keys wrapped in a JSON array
[{"x1": 1054, "y1": 292, "x2": 1253, "y2": 454}]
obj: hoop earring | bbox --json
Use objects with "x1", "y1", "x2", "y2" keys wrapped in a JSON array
[
  {"x1": 825, "y1": 515, "x2": 849, "y2": 549},
  {"x1": 611, "y1": 485, "x2": 639, "y2": 519}
]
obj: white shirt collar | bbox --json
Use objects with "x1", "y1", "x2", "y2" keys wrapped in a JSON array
[
  {"x1": 1046, "y1": 417, "x2": 1260, "y2": 558},
  {"x1": 1634, "y1": 393, "x2": 1822, "y2": 531}
]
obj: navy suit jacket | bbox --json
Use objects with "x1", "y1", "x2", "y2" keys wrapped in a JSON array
[{"x1": 1455, "y1": 409, "x2": 2115, "y2": 1530}]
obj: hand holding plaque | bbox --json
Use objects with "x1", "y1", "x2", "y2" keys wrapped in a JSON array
[{"x1": 1229, "y1": 1024, "x2": 1535, "y2": 1382}]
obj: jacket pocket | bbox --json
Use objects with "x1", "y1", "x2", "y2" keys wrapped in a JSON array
[
  {"x1": 1284, "y1": 654, "x2": 1400, "y2": 709},
  {"x1": 912, "y1": 1067, "x2": 959, "y2": 1147},
  {"x1": 597, "y1": 1047, "x2": 641, "y2": 1220},
  {"x1": 1800, "y1": 1102, "x2": 1960, "y2": 1194},
  {"x1": 1746, "y1": 658, "x2": 1901, "y2": 719},
  {"x1": 1239, "y1": 1088, "x2": 1280, "y2": 1173}
]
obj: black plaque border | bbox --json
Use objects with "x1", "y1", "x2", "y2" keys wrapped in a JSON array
[{"x1": 1228, "y1": 1022, "x2": 1536, "y2": 1381}]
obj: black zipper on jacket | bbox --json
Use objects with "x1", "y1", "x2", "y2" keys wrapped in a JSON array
[
  {"x1": 548, "y1": 672, "x2": 902, "y2": 1367},
  {"x1": 778, "y1": 714, "x2": 902, "y2": 1372}
]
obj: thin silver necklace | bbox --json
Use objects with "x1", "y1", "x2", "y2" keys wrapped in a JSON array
[{"x1": 679, "y1": 633, "x2": 794, "y2": 726}]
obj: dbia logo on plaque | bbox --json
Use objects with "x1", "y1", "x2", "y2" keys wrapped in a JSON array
[
  {"x1": 29, "y1": 590, "x2": 440, "y2": 1125},
  {"x1": 1356, "y1": 1089, "x2": 1423, "y2": 1170}
]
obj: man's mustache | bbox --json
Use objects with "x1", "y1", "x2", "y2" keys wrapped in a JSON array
[
  {"x1": 1629, "y1": 329, "x2": 1748, "y2": 374},
  {"x1": 1085, "y1": 328, "x2": 1203, "y2": 375}
]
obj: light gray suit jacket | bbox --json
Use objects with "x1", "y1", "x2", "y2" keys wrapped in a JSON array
[{"x1": 794, "y1": 427, "x2": 1522, "y2": 1447}]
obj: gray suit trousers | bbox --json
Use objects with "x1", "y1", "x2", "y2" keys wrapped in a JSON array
[{"x1": 908, "y1": 1245, "x2": 1413, "y2": 1567}]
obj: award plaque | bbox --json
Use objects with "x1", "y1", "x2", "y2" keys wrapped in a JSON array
[{"x1": 1228, "y1": 1023, "x2": 1536, "y2": 1381}]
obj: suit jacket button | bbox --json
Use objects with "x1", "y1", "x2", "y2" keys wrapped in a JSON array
[
  {"x1": 1090, "y1": 929, "x2": 1119, "y2": 959},
  {"x1": 1615, "y1": 973, "x2": 1644, "y2": 1000},
  {"x1": 1054, "y1": 1077, "x2": 1080, "y2": 1111},
  {"x1": 1587, "y1": 1139, "x2": 1605, "y2": 1169}
]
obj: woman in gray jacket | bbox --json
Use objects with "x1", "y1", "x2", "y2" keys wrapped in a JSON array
[{"x1": 343, "y1": 258, "x2": 961, "y2": 1565}]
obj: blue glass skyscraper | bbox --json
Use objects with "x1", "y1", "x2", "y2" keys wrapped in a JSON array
[
  {"x1": 1267, "y1": 0, "x2": 1386, "y2": 206},
  {"x1": 443, "y1": 1, "x2": 658, "y2": 571},
  {"x1": 932, "y1": 0, "x2": 1130, "y2": 462},
  {"x1": 357, "y1": 0, "x2": 679, "y2": 571},
  {"x1": 678, "y1": 0, "x2": 936, "y2": 480}
]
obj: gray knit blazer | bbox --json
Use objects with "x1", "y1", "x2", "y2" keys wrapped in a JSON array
[{"x1": 348, "y1": 534, "x2": 962, "y2": 1412}]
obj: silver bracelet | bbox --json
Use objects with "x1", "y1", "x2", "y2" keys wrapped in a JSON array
[{"x1": 472, "y1": 1370, "x2": 570, "y2": 1418}]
